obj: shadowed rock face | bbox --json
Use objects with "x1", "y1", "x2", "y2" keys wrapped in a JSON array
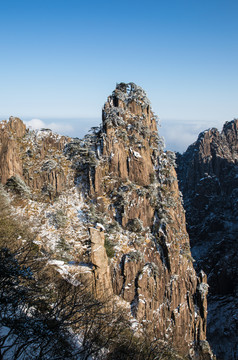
[
  {"x1": 0, "y1": 84, "x2": 214, "y2": 359},
  {"x1": 177, "y1": 119, "x2": 238, "y2": 360}
]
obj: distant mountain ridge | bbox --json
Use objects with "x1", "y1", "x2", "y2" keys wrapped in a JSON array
[{"x1": 177, "y1": 119, "x2": 238, "y2": 360}]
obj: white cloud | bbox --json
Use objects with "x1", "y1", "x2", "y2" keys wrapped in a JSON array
[
  {"x1": 24, "y1": 117, "x2": 222, "y2": 153},
  {"x1": 25, "y1": 119, "x2": 74, "y2": 135},
  {"x1": 25, "y1": 118, "x2": 45, "y2": 129},
  {"x1": 47, "y1": 122, "x2": 74, "y2": 134},
  {"x1": 159, "y1": 119, "x2": 223, "y2": 153}
]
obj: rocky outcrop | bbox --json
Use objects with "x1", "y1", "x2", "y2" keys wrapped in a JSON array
[
  {"x1": 66, "y1": 83, "x2": 213, "y2": 358},
  {"x1": 0, "y1": 118, "x2": 71, "y2": 198},
  {"x1": 89, "y1": 227, "x2": 113, "y2": 298},
  {"x1": 92, "y1": 83, "x2": 161, "y2": 229},
  {"x1": 0, "y1": 117, "x2": 26, "y2": 184},
  {"x1": 0, "y1": 84, "x2": 214, "y2": 358},
  {"x1": 177, "y1": 119, "x2": 238, "y2": 360}
]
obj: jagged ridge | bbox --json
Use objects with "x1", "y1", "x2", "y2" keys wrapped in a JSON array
[
  {"x1": 0, "y1": 84, "x2": 215, "y2": 359},
  {"x1": 176, "y1": 119, "x2": 238, "y2": 360}
]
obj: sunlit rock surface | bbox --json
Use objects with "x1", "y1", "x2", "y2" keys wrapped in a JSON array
[{"x1": 0, "y1": 84, "x2": 215, "y2": 359}]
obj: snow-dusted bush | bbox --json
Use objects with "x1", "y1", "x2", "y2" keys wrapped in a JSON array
[
  {"x1": 5, "y1": 175, "x2": 31, "y2": 197},
  {"x1": 127, "y1": 218, "x2": 144, "y2": 233},
  {"x1": 126, "y1": 250, "x2": 144, "y2": 262}
]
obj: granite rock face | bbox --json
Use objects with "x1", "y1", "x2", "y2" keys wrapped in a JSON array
[
  {"x1": 177, "y1": 119, "x2": 238, "y2": 360},
  {"x1": 0, "y1": 117, "x2": 26, "y2": 184},
  {"x1": 89, "y1": 227, "x2": 113, "y2": 298},
  {"x1": 66, "y1": 83, "x2": 213, "y2": 358},
  {"x1": 0, "y1": 118, "x2": 71, "y2": 198},
  {"x1": 0, "y1": 84, "x2": 214, "y2": 359}
]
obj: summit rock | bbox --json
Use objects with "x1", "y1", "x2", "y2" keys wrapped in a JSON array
[{"x1": 65, "y1": 83, "x2": 213, "y2": 358}]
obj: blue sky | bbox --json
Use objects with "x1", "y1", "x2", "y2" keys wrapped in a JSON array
[{"x1": 0, "y1": 0, "x2": 237, "y2": 152}]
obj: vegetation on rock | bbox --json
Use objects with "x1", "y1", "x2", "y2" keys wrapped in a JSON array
[{"x1": 0, "y1": 84, "x2": 216, "y2": 359}]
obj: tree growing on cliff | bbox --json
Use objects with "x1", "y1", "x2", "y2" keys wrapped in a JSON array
[{"x1": 0, "y1": 185, "x2": 184, "y2": 360}]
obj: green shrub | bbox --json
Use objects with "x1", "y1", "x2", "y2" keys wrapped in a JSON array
[{"x1": 104, "y1": 237, "x2": 115, "y2": 258}]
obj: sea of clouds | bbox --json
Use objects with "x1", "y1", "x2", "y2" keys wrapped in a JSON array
[{"x1": 23, "y1": 117, "x2": 223, "y2": 154}]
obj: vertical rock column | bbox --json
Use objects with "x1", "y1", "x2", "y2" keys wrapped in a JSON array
[{"x1": 89, "y1": 227, "x2": 113, "y2": 299}]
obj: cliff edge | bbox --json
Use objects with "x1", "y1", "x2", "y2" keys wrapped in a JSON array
[
  {"x1": 0, "y1": 83, "x2": 215, "y2": 359},
  {"x1": 177, "y1": 120, "x2": 238, "y2": 360}
]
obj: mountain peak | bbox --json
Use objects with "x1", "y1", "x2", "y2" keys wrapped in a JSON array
[
  {"x1": 0, "y1": 84, "x2": 214, "y2": 359},
  {"x1": 177, "y1": 118, "x2": 238, "y2": 360}
]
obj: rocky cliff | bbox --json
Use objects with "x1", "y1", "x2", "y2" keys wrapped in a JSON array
[
  {"x1": 177, "y1": 120, "x2": 238, "y2": 360},
  {"x1": 0, "y1": 83, "x2": 214, "y2": 359},
  {"x1": 0, "y1": 116, "x2": 70, "y2": 198}
]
